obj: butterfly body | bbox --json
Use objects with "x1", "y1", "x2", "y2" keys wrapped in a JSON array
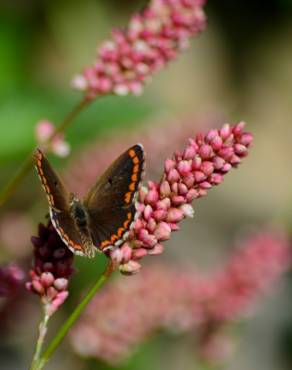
[{"x1": 35, "y1": 145, "x2": 145, "y2": 257}]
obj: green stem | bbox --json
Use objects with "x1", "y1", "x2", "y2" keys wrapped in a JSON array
[
  {"x1": 30, "y1": 313, "x2": 50, "y2": 370},
  {"x1": 0, "y1": 97, "x2": 91, "y2": 208},
  {"x1": 0, "y1": 153, "x2": 34, "y2": 207},
  {"x1": 37, "y1": 261, "x2": 115, "y2": 370}
]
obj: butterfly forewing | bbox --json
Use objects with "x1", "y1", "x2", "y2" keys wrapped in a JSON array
[
  {"x1": 34, "y1": 149, "x2": 70, "y2": 211},
  {"x1": 35, "y1": 149, "x2": 84, "y2": 254},
  {"x1": 84, "y1": 144, "x2": 145, "y2": 250}
]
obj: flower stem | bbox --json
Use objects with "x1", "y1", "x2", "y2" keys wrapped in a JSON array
[
  {"x1": 30, "y1": 313, "x2": 50, "y2": 370},
  {"x1": 0, "y1": 97, "x2": 91, "y2": 208},
  {"x1": 36, "y1": 260, "x2": 115, "y2": 370}
]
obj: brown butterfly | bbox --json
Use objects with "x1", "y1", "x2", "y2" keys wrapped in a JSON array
[{"x1": 34, "y1": 145, "x2": 145, "y2": 257}]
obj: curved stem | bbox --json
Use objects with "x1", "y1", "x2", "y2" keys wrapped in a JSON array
[
  {"x1": 0, "y1": 97, "x2": 91, "y2": 208},
  {"x1": 0, "y1": 153, "x2": 34, "y2": 207},
  {"x1": 36, "y1": 261, "x2": 115, "y2": 370},
  {"x1": 30, "y1": 313, "x2": 50, "y2": 370}
]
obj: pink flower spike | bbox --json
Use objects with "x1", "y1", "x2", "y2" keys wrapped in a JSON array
[
  {"x1": 92, "y1": 122, "x2": 253, "y2": 271},
  {"x1": 73, "y1": 0, "x2": 207, "y2": 99}
]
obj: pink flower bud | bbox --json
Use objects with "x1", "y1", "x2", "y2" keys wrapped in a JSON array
[
  {"x1": 166, "y1": 208, "x2": 184, "y2": 223},
  {"x1": 210, "y1": 173, "x2": 223, "y2": 185},
  {"x1": 230, "y1": 155, "x2": 241, "y2": 165},
  {"x1": 120, "y1": 260, "x2": 141, "y2": 275},
  {"x1": 180, "y1": 204, "x2": 194, "y2": 218},
  {"x1": 201, "y1": 161, "x2": 214, "y2": 176},
  {"x1": 147, "y1": 218, "x2": 157, "y2": 233},
  {"x1": 200, "y1": 181, "x2": 212, "y2": 189},
  {"x1": 138, "y1": 229, "x2": 157, "y2": 247},
  {"x1": 145, "y1": 189, "x2": 159, "y2": 204},
  {"x1": 220, "y1": 123, "x2": 231, "y2": 139},
  {"x1": 198, "y1": 144, "x2": 213, "y2": 159},
  {"x1": 119, "y1": 244, "x2": 133, "y2": 263},
  {"x1": 177, "y1": 160, "x2": 192, "y2": 176},
  {"x1": 164, "y1": 159, "x2": 176, "y2": 172},
  {"x1": 186, "y1": 188, "x2": 199, "y2": 201},
  {"x1": 47, "y1": 286, "x2": 58, "y2": 300},
  {"x1": 40, "y1": 272, "x2": 54, "y2": 288},
  {"x1": 171, "y1": 182, "x2": 178, "y2": 194},
  {"x1": 171, "y1": 195, "x2": 186, "y2": 206},
  {"x1": 132, "y1": 248, "x2": 148, "y2": 260},
  {"x1": 156, "y1": 198, "x2": 171, "y2": 210},
  {"x1": 240, "y1": 133, "x2": 253, "y2": 146},
  {"x1": 178, "y1": 183, "x2": 188, "y2": 195},
  {"x1": 183, "y1": 145, "x2": 196, "y2": 159},
  {"x1": 192, "y1": 156, "x2": 202, "y2": 170},
  {"x1": 206, "y1": 129, "x2": 217, "y2": 142},
  {"x1": 143, "y1": 205, "x2": 153, "y2": 220},
  {"x1": 183, "y1": 173, "x2": 195, "y2": 188},
  {"x1": 167, "y1": 168, "x2": 180, "y2": 183},
  {"x1": 213, "y1": 156, "x2": 225, "y2": 170},
  {"x1": 233, "y1": 121, "x2": 245, "y2": 136},
  {"x1": 148, "y1": 244, "x2": 164, "y2": 255},
  {"x1": 160, "y1": 181, "x2": 171, "y2": 197},
  {"x1": 154, "y1": 222, "x2": 172, "y2": 241},
  {"x1": 218, "y1": 147, "x2": 234, "y2": 161},
  {"x1": 210, "y1": 135, "x2": 223, "y2": 150},
  {"x1": 110, "y1": 248, "x2": 124, "y2": 265},
  {"x1": 35, "y1": 120, "x2": 54, "y2": 142},
  {"x1": 54, "y1": 278, "x2": 68, "y2": 291},
  {"x1": 32, "y1": 280, "x2": 45, "y2": 295},
  {"x1": 194, "y1": 171, "x2": 206, "y2": 183},
  {"x1": 152, "y1": 209, "x2": 167, "y2": 221},
  {"x1": 72, "y1": 74, "x2": 88, "y2": 90},
  {"x1": 234, "y1": 144, "x2": 247, "y2": 155},
  {"x1": 221, "y1": 163, "x2": 232, "y2": 172}
]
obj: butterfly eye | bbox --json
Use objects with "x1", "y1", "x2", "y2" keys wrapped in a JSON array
[{"x1": 108, "y1": 178, "x2": 113, "y2": 186}]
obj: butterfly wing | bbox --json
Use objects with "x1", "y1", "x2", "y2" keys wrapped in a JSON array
[
  {"x1": 84, "y1": 144, "x2": 145, "y2": 250},
  {"x1": 34, "y1": 149, "x2": 84, "y2": 255}
]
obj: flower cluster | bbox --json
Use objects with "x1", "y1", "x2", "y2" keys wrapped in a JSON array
[
  {"x1": 111, "y1": 122, "x2": 253, "y2": 274},
  {"x1": 70, "y1": 231, "x2": 291, "y2": 365},
  {"x1": 35, "y1": 120, "x2": 71, "y2": 157},
  {"x1": 26, "y1": 223, "x2": 75, "y2": 316},
  {"x1": 73, "y1": 0, "x2": 206, "y2": 99}
]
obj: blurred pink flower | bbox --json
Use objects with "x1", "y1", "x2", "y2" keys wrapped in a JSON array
[
  {"x1": 26, "y1": 223, "x2": 75, "y2": 317},
  {"x1": 72, "y1": 0, "x2": 206, "y2": 99},
  {"x1": 70, "y1": 231, "x2": 291, "y2": 365},
  {"x1": 110, "y1": 122, "x2": 253, "y2": 274},
  {"x1": 35, "y1": 120, "x2": 71, "y2": 158},
  {"x1": 0, "y1": 263, "x2": 24, "y2": 298}
]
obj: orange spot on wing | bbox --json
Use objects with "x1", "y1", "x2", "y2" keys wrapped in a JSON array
[
  {"x1": 133, "y1": 164, "x2": 139, "y2": 173},
  {"x1": 117, "y1": 227, "x2": 124, "y2": 237},
  {"x1": 123, "y1": 220, "x2": 130, "y2": 228},
  {"x1": 129, "y1": 182, "x2": 135, "y2": 191},
  {"x1": 111, "y1": 234, "x2": 118, "y2": 243},
  {"x1": 129, "y1": 149, "x2": 136, "y2": 158},
  {"x1": 101, "y1": 240, "x2": 110, "y2": 248},
  {"x1": 127, "y1": 212, "x2": 132, "y2": 219},
  {"x1": 133, "y1": 156, "x2": 139, "y2": 164},
  {"x1": 131, "y1": 173, "x2": 138, "y2": 181},
  {"x1": 125, "y1": 192, "x2": 132, "y2": 203}
]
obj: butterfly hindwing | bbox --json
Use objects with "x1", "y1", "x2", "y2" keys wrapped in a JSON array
[{"x1": 84, "y1": 144, "x2": 145, "y2": 250}]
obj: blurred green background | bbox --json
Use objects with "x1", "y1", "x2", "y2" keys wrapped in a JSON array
[{"x1": 1, "y1": 0, "x2": 292, "y2": 369}]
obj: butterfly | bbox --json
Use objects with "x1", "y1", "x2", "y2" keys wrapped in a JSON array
[{"x1": 34, "y1": 144, "x2": 145, "y2": 257}]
